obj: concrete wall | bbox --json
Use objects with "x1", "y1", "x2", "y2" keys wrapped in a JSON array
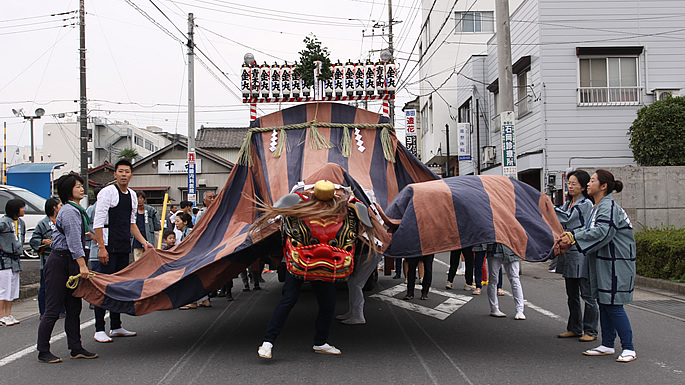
[{"x1": 579, "y1": 166, "x2": 685, "y2": 231}]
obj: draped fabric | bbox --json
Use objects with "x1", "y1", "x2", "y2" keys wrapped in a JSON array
[
  {"x1": 74, "y1": 103, "x2": 563, "y2": 316},
  {"x1": 74, "y1": 103, "x2": 438, "y2": 315},
  {"x1": 381, "y1": 176, "x2": 564, "y2": 261}
]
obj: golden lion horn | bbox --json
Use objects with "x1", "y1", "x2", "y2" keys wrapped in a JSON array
[{"x1": 313, "y1": 180, "x2": 336, "y2": 201}]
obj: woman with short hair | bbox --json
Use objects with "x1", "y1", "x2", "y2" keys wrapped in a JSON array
[
  {"x1": 560, "y1": 169, "x2": 637, "y2": 363},
  {"x1": 0, "y1": 199, "x2": 26, "y2": 326},
  {"x1": 30, "y1": 197, "x2": 62, "y2": 318},
  {"x1": 36, "y1": 173, "x2": 97, "y2": 363}
]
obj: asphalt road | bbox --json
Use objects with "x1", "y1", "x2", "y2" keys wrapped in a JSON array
[{"x1": 1, "y1": 253, "x2": 683, "y2": 385}]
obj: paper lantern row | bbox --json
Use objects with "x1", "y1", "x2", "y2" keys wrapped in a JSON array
[{"x1": 241, "y1": 61, "x2": 397, "y2": 99}]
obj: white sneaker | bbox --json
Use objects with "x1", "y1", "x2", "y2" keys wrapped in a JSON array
[
  {"x1": 463, "y1": 284, "x2": 474, "y2": 291},
  {"x1": 514, "y1": 312, "x2": 526, "y2": 320},
  {"x1": 0, "y1": 316, "x2": 14, "y2": 326},
  {"x1": 489, "y1": 309, "x2": 507, "y2": 317},
  {"x1": 313, "y1": 343, "x2": 341, "y2": 355},
  {"x1": 8, "y1": 315, "x2": 20, "y2": 325},
  {"x1": 94, "y1": 331, "x2": 113, "y2": 343},
  {"x1": 110, "y1": 328, "x2": 137, "y2": 337},
  {"x1": 258, "y1": 342, "x2": 273, "y2": 359},
  {"x1": 445, "y1": 281, "x2": 453, "y2": 289},
  {"x1": 456, "y1": 268, "x2": 465, "y2": 276}
]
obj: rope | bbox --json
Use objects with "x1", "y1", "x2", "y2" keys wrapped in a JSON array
[
  {"x1": 66, "y1": 272, "x2": 97, "y2": 289},
  {"x1": 237, "y1": 122, "x2": 396, "y2": 166}
]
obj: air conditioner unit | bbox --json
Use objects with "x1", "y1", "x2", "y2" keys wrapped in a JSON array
[
  {"x1": 654, "y1": 89, "x2": 680, "y2": 101},
  {"x1": 198, "y1": 179, "x2": 207, "y2": 186},
  {"x1": 481, "y1": 146, "x2": 496, "y2": 165}
]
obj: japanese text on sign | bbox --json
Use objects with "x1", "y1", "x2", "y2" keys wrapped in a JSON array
[
  {"x1": 457, "y1": 123, "x2": 471, "y2": 161},
  {"x1": 405, "y1": 109, "x2": 416, "y2": 136}
]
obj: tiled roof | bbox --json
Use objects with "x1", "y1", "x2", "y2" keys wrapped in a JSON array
[{"x1": 195, "y1": 127, "x2": 249, "y2": 149}]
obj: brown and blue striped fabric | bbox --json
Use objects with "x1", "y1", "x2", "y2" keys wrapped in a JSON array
[
  {"x1": 74, "y1": 103, "x2": 438, "y2": 315},
  {"x1": 381, "y1": 176, "x2": 564, "y2": 261}
]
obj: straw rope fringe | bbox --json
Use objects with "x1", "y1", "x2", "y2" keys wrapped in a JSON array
[
  {"x1": 274, "y1": 129, "x2": 287, "y2": 158},
  {"x1": 341, "y1": 126, "x2": 351, "y2": 158},
  {"x1": 237, "y1": 123, "x2": 395, "y2": 166}
]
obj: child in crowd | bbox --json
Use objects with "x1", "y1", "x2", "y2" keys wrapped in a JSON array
[{"x1": 162, "y1": 230, "x2": 176, "y2": 250}]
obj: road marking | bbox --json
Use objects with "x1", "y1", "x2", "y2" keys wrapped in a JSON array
[
  {"x1": 370, "y1": 284, "x2": 472, "y2": 320},
  {"x1": 0, "y1": 315, "x2": 104, "y2": 367}
]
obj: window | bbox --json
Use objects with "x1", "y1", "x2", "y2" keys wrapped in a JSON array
[
  {"x1": 517, "y1": 69, "x2": 530, "y2": 117},
  {"x1": 145, "y1": 139, "x2": 154, "y2": 152},
  {"x1": 428, "y1": 96, "x2": 434, "y2": 134},
  {"x1": 134, "y1": 134, "x2": 144, "y2": 147},
  {"x1": 458, "y1": 100, "x2": 471, "y2": 123},
  {"x1": 424, "y1": 16, "x2": 431, "y2": 46},
  {"x1": 455, "y1": 12, "x2": 494, "y2": 33},
  {"x1": 87, "y1": 151, "x2": 93, "y2": 165},
  {"x1": 493, "y1": 91, "x2": 499, "y2": 117},
  {"x1": 578, "y1": 57, "x2": 640, "y2": 106},
  {"x1": 88, "y1": 128, "x2": 93, "y2": 142},
  {"x1": 420, "y1": 106, "x2": 428, "y2": 138}
]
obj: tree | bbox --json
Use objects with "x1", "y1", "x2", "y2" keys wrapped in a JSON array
[
  {"x1": 118, "y1": 148, "x2": 139, "y2": 162},
  {"x1": 628, "y1": 95, "x2": 685, "y2": 166},
  {"x1": 296, "y1": 35, "x2": 332, "y2": 88}
]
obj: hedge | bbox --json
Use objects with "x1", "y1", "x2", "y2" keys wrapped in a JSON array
[{"x1": 635, "y1": 226, "x2": 685, "y2": 282}]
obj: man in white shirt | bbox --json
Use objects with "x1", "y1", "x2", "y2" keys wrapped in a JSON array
[{"x1": 91, "y1": 159, "x2": 152, "y2": 343}]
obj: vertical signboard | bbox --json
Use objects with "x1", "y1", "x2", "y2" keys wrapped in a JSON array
[
  {"x1": 187, "y1": 150, "x2": 197, "y2": 204},
  {"x1": 457, "y1": 122, "x2": 471, "y2": 161},
  {"x1": 500, "y1": 111, "x2": 517, "y2": 179},
  {"x1": 405, "y1": 109, "x2": 417, "y2": 156}
]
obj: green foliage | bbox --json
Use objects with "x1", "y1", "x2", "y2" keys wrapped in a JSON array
[
  {"x1": 635, "y1": 226, "x2": 685, "y2": 282},
  {"x1": 118, "y1": 148, "x2": 139, "y2": 162},
  {"x1": 296, "y1": 35, "x2": 332, "y2": 88},
  {"x1": 628, "y1": 95, "x2": 685, "y2": 166}
]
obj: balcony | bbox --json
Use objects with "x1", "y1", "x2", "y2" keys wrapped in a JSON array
[{"x1": 577, "y1": 87, "x2": 643, "y2": 106}]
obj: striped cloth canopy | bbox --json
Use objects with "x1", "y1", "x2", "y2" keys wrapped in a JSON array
[{"x1": 74, "y1": 103, "x2": 438, "y2": 315}]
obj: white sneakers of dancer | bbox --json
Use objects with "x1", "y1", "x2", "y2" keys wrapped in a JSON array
[
  {"x1": 313, "y1": 343, "x2": 341, "y2": 355},
  {"x1": 489, "y1": 309, "x2": 506, "y2": 317},
  {"x1": 514, "y1": 312, "x2": 526, "y2": 320},
  {"x1": 258, "y1": 342, "x2": 273, "y2": 359}
]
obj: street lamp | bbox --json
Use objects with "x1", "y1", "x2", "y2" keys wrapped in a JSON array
[{"x1": 12, "y1": 108, "x2": 45, "y2": 163}]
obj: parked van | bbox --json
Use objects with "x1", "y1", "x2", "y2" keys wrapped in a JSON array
[{"x1": 0, "y1": 184, "x2": 47, "y2": 258}]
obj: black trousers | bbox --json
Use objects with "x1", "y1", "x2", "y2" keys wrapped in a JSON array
[
  {"x1": 263, "y1": 271, "x2": 336, "y2": 346},
  {"x1": 91, "y1": 252, "x2": 129, "y2": 332},
  {"x1": 37, "y1": 250, "x2": 83, "y2": 353},
  {"x1": 447, "y1": 248, "x2": 474, "y2": 285},
  {"x1": 407, "y1": 254, "x2": 434, "y2": 297}
]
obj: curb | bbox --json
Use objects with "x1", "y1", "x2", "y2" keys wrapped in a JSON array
[
  {"x1": 19, "y1": 283, "x2": 40, "y2": 300},
  {"x1": 635, "y1": 275, "x2": 685, "y2": 295}
]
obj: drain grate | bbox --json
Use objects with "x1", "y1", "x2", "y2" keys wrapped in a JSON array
[{"x1": 630, "y1": 300, "x2": 685, "y2": 320}]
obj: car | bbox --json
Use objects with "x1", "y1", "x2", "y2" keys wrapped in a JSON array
[{"x1": 0, "y1": 184, "x2": 48, "y2": 258}]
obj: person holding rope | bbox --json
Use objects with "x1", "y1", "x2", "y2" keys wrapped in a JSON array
[{"x1": 36, "y1": 173, "x2": 97, "y2": 363}]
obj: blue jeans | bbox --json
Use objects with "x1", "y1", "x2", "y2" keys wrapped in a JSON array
[
  {"x1": 264, "y1": 271, "x2": 337, "y2": 346},
  {"x1": 599, "y1": 304, "x2": 634, "y2": 350},
  {"x1": 565, "y1": 277, "x2": 598, "y2": 336}
]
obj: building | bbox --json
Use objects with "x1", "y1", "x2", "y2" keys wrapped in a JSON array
[
  {"x1": 417, "y1": 0, "x2": 523, "y2": 175},
  {"x1": 129, "y1": 141, "x2": 234, "y2": 208},
  {"x1": 418, "y1": 0, "x2": 685, "y2": 199},
  {"x1": 195, "y1": 126, "x2": 249, "y2": 163},
  {"x1": 42, "y1": 117, "x2": 172, "y2": 177}
]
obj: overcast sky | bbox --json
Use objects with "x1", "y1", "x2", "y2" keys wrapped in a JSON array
[{"x1": 0, "y1": 0, "x2": 438, "y2": 149}]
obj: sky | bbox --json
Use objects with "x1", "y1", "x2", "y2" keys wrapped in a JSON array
[{"x1": 0, "y1": 0, "x2": 436, "y2": 149}]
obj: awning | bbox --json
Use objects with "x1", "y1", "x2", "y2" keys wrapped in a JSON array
[{"x1": 6, "y1": 162, "x2": 65, "y2": 199}]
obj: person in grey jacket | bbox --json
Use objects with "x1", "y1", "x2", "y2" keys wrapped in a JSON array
[
  {"x1": 131, "y1": 191, "x2": 161, "y2": 260},
  {"x1": 555, "y1": 170, "x2": 598, "y2": 342},
  {"x1": 29, "y1": 198, "x2": 62, "y2": 317},
  {"x1": 0, "y1": 199, "x2": 26, "y2": 326},
  {"x1": 559, "y1": 169, "x2": 637, "y2": 363}
]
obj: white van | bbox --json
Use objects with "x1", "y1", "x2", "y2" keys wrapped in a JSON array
[{"x1": 0, "y1": 184, "x2": 48, "y2": 258}]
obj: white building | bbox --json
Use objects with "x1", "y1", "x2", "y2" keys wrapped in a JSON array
[
  {"x1": 43, "y1": 117, "x2": 172, "y2": 177},
  {"x1": 419, "y1": 0, "x2": 685, "y2": 199},
  {"x1": 416, "y1": 0, "x2": 523, "y2": 175}
]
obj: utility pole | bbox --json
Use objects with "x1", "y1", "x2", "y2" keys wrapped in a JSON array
[
  {"x1": 495, "y1": 0, "x2": 517, "y2": 179},
  {"x1": 79, "y1": 0, "x2": 89, "y2": 199},
  {"x1": 445, "y1": 123, "x2": 450, "y2": 177},
  {"x1": 186, "y1": 13, "x2": 197, "y2": 204},
  {"x1": 388, "y1": 0, "x2": 395, "y2": 126}
]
